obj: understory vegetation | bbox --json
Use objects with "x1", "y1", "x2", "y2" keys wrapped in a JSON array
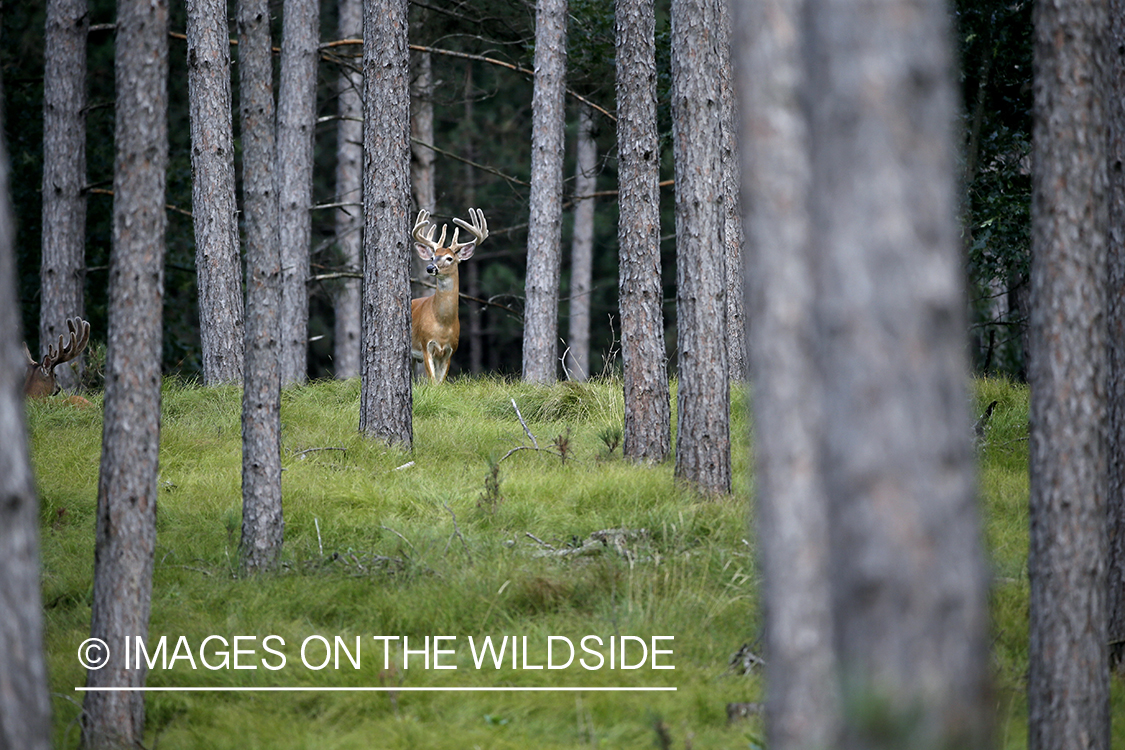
[{"x1": 27, "y1": 377, "x2": 1124, "y2": 748}]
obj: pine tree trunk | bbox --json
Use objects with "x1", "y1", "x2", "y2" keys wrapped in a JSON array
[
  {"x1": 522, "y1": 0, "x2": 568, "y2": 383},
  {"x1": 409, "y1": 42, "x2": 435, "y2": 299},
  {"x1": 360, "y1": 0, "x2": 413, "y2": 447},
  {"x1": 187, "y1": 0, "x2": 244, "y2": 385},
  {"x1": 82, "y1": 0, "x2": 168, "y2": 744},
  {"x1": 1109, "y1": 0, "x2": 1125, "y2": 677},
  {"x1": 277, "y1": 0, "x2": 319, "y2": 386},
  {"x1": 40, "y1": 0, "x2": 87, "y2": 391},
  {"x1": 732, "y1": 0, "x2": 838, "y2": 744},
  {"x1": 0, "y1": 72, "x2": 51, "y2": 750},
  {"x1": 717, "y1": 0, "x2": 745, "y2": 383},
  {"x1": 1028, "y1": 0, "x2": 1110, "y2": 743},
  {"x1": 566, "y1": 103, "x2": 596, "y2": 381},
  {"x1": 463, "y1": 64, "x2": 484, "y2": 375},
  {"x1": 333, "y1": 0, "x2": 362, "y2": 380},
  {"x1": 238, "y1": 0, "x2": 284, "y2": 572},
  {"x1": 804, "y1": 0, "x2": 992, "y2": 744},
  {"x1": 615, "y1": 0, "x2": 670, "y2": 462},
  {"x1": 671, "y1": 0, "x2": 730, "y2": 495}
]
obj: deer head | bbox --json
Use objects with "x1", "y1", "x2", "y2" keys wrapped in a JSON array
[{"x1": 24, "y1": 317, "x2": 90, "y2": 398}]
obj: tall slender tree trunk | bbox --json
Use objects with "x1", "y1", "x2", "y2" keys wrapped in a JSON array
[
  {"x1": 717, "y1": 0, "x2": 745, "y2": 383},
  {"x1": 671, "y1": 0, "x2": 730, "y2": 495},
  {"x1": 463, "y1": 64, "x2": 484, "y2": 375},
  {"x1": 566, "y1": 103, "x2": 596, "y2": 381},
  {"x1": 277, "y1": 0, "x2": 319, "y2": 385},
  {"x1": 0, "y1": 70, "x2": 51, "y2": 750},
  {"x1": 616, "y1": 0, "x2": 670, "y2": 462},
  {"x1": 804, "y1": 0, "x2": 992, "y2": 744},
  {"x1": 732, "y1": 0, "x2": 838, "y2": 744},
  {"x1": 1109, "y1": 0, "x2": 1125, "y2": 676},
  {"x1": 187, "y1": 0, "x2": 244, "y2": 385},
  {"x1": 410, "y1": 32, "x2": 435, "y2": 299},
  {"x1": 1028, "y1": 0, "x2": 1110, "y2": 743},
  {"x1": 522, "y1": 0, "x2": 568, "y2": 383},
  {"x1": 360, "y1": 0, "x2": 413, "y2": 447},
  {"x1": 238, "y1": 0, "x2": 284, "y2": 572},
  {"x1": 40, "y1": 0, "x2": 88, "y2": 391},
  {"x1": 333, "y1": 0, "x2": 362, "y2": 380},
  {"x1": 82, "y1": 0, "x2": 168, "y2": 744}
]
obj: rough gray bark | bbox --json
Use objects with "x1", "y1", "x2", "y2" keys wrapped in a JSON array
[
  {"x1": 40, "y1": 0, "x2": 88, "y2": 391},
  {"x1": 238, "y1": 0, "x2": 284, "y2": 572},
  {"x1": 732, "y1": 0, "x2": 838, "y2": 745},
  {"x1": 277, "y1": 0, "x2": 319, "y2": 386},
  {"x1": 615, "y1": 0, "x2": 669, "y2": 462},
  {"x1": 0, "y1": 71, "x2": 51, "y2": 750},
  {"x1": 717, "y1": 0, "x2": 745, "y2": 383},
  {"x1": 522, "y1": 0, "x2": 568, "y2": 383},
  {"x1": 804, "y1": 0, "x2": 992, "y2": 744},
  {"x1": 1028, "y1": 0, "x2": 1110, "y2": 744},
  {"x1": 566, "y1": 103, "x2": 596, "y2": 381},
  {"x1": 463, "y1": 64, "x2": 484, "y2": 375},
  {"x1": 81, "y1": 0, "x2": 168, "y2": 744},
  {"x1": 1110, "y1": 0, "x2": 1125, "y2": 676},
  {"x1": 671, "y1": 0, "x2": 730, "y2": 495},
  {"x1": 187, "y1": 0, "x2": 244, "y2": 385},
  {"x1": 333, "y1": 0, "x2": 362, "y2": 380},
  {"x1": 360, "y1": 0, "x2": 413, "y2": 447}
]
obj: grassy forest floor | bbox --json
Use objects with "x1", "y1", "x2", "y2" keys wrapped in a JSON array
[{"x1": 27, "y1": 376, "x2": 1125, "y2": 748}]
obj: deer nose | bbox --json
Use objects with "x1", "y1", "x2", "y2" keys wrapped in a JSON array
[{"x1": 426, "y1": 264, "x2": 438, "y2": 275}]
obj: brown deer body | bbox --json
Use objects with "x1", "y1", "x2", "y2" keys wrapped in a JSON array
[
  {"x1": 24, "y1": 317, "x2": 90, "y2": 397},
  {"x1": 410, "y1": 208, "x2": 487, "y2": 383}
]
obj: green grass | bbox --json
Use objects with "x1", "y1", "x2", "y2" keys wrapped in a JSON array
[{"x1": 28, "y1": 376, "x2": 1124, "y2": 748}]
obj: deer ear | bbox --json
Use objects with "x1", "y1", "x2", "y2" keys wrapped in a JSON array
[
  {"x1": 22, "y1": 342, "x2": 36, "y2": 366},
  {"x1": 415, "y1": 243, "x2": 435, "y2": 261},
  {"x1": 457, "y1": 243, "x2": 475, "y2": 261}
]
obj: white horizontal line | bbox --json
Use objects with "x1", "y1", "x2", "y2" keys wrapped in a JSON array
[{"x1": 76, "y1": 686, "x2": 676, "y2": 693}]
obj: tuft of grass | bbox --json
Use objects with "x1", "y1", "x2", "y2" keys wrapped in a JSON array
[{"x1": 29, "y1": 376, "x2": 1119, "y2": 748}]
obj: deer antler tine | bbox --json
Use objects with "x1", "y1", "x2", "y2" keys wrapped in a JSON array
[{"x1": 22, "y1": 341, "x2": 36, "y2": 366}]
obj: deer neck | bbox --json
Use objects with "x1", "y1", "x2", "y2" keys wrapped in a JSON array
[{"x1": 432, "y1": 267, "x2": 460, "y2": 318}]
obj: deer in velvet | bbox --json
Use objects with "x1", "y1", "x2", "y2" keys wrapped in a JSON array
[
  {"x1": 24, "y1": 316, "x2": 90, "y2": 397},
  {"x1": 410, "y1": 208, "x2": 487, "y2": 383}
]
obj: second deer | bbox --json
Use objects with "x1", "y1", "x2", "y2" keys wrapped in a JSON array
[
  {"x1": 410, "y1": 208, "x2": 487, "y2": 383},
  {"x1": 24, "y1": 316, "x2": 90, "y2": 398}
]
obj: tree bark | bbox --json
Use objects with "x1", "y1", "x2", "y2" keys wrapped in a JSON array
[
  {"x1": 566, "y1": 103, "x2": 596, "y2": 381},
  {"x1": 463, "y1": 64, "x2": 484, "y2": 375},
  {"x1": 522, "y1": 0, "x2": 568, "y2": 383},
  {"x1": 333, "y1": 0, "x2": 362, "y2": 380},
  {"x1": 82, "y1": 0, "x2": 168, "y2": 744},
  {"x1": 1106, "y1": 0, "x2": 1125, "y2": 676},
  {"x1": 1028, "y1": 0, "x2": 1110, "y2": 744},
  {"x1": 410, "y1": 26, "x2": 436, "y2": 298},
  {"x1": 717, "y1": 0, "x2": 745, "y2": 383},
  {"x1": 732, "y1": 0, "x2": 838, "y2": 744},
  {"x1": 804, "y1": 0, "x2": 992, "y2": 744},
  {"x1": 238, "y1": 0, "x2": 284, "y2": 572},
  {"x1": 360, "y1": 0, "x2": 413, "y2": 447},
  {"x1": 277, "y1": 0, "x2": 319, "y2": 386},
  {"x1": 615, "y1": 0, "x2": 670, "y2": 462},
  {"x1": 187, "y1": 0, "x2": 244, "y2": 385},
  {"x1": 0, "y1": 68, "x2": 51, "y2": 750},
  {"x1": 40, "y1": 0, "x2": 88, "y2": 391},
  {"x1": 671, "y1": 0, "x2": 730, "y2": 495}
]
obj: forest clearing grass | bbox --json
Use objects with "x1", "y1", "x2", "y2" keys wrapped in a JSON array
[{"x1": 27, "y1": 375, "x2": 1124, "y2": 748}]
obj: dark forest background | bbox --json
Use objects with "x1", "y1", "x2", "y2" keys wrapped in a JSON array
[{"x1": 0, "y1": 0, "x2": 1031, "y2": 382}]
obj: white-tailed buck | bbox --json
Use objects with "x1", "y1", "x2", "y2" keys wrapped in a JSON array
[
  {"x1": 24, "y1": 317, "x2": 90, "y2": 398},
  {"x1": 411, "y1": 208, "x2": 487, "y2": 383}
]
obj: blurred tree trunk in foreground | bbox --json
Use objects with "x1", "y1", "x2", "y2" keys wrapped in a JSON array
[
  {"x1": 733, "y1": 0, "x2": 838, "y2": 743},
  {"x1": 566, "y1": 103, "x2": 596, "y2": 381}
]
